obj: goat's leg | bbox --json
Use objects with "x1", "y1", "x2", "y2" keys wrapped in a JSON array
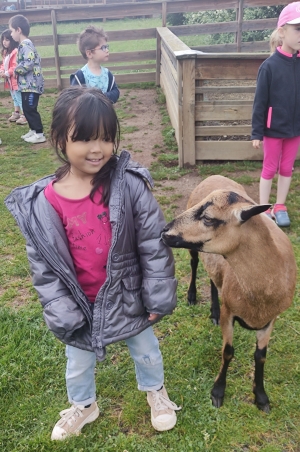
[
  {"x1": 187, "y1": 250, "x2": 199, "y2": 305},
  {"x1": 210, "y1": 279, "x2": 220, "y2": 325},
  {"x1": 211, "y1": 306, "x2": 234, "y2": 408},
  {"x1": 253, "y1": 320, "x2": 275, "y2": 413}
]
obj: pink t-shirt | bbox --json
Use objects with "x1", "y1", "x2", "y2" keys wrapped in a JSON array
[{"x1": 44, "y1": 180, "x2": 112, "y2": 302}]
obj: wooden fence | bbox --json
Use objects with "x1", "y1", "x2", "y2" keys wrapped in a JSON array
[{"x1": 157, "y1": 27, "x2": 270, "y2": 165}]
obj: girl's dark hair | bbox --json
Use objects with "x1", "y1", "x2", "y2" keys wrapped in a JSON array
[
  {"x1": 1, "y1": 29, "x2": 18, "y2": 57},
  {"x1": 50, "y1": 86, "x2": 120, "y2": 206}
]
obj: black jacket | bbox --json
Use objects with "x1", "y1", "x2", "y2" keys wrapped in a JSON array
[
  {"x1": 70, "y1": 68, "x2": 120, "y2": 104},
  {"x1": 251, "y1": 50, "x2": 300, "y2": 140}
]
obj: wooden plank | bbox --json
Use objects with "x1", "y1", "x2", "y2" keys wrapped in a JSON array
[
  {"x1": 191, "y1": 40, "x2": 270, "y2": 53},
  {"x1": 195, "y1": 58, "x2": 263, "y2": 80},
  {"x1": 167, "y1": 0, "x2": 237, "y2": 13},
  {"x1": 170, "y1": 22, "x2": 238, "y2": 37},
  {"x1": 56, "y1": 28, "x2": 157, "y2": 45},
  {"x1": 60, "y1": 71, "x2": 155, "y2": 88},
  {"x1": 196, "y1": 125, "x2": 251, "y2": 136},
  {"x1": 177, "y1": 59, "x2": 183, "y2": 166},
  {"x1": 182, "y1": 58, "x2": 196, "y2": 166},
  {"x1": 195, "y1": 141, "x2": 263, "y2": 161},
  {"x1": 59, "y1": 50, "x2": 156, "y2": 67},
  {"x1": 236, "y1": 0, "x2": 244, "y2": 52},
  {"x1": 195, "y1": 103, "x2": 253, "y2": 121},
  {"x1": 161, "y1": 67, "x2": 178, "y2": 128},
  {"x1": 156, "y1": 30, "x2": 161, "y2": 86},
  {"x1": 45, "y1": 63, "x2": 156, "y2": 76},
  {"x1": 51, "y1": 9, "x2": 61, "y2": 90},
  {"x1": 161, "y1": 47, "x2": 178, "y2": 83},
  {"x1": 196, "y1": 86, "x2": 256, "y2": 94},
  {"x1": 157, "y1": 27, "x2": 190, "y2": 53},
  {"x1": 162, "y1": 1, "x2": 166, "y2": 27}
]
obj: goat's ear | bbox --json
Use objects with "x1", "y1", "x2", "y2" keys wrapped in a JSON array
[{"x1": 239, "y1": 204, "x2": 272, "y2": 223}]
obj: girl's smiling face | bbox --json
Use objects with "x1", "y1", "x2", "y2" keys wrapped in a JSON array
[{"x1": 65, "y1": 133, "x2": 114, "y2": 180}]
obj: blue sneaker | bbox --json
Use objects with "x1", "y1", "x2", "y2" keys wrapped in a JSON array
[{"x1": 273, "y1": 206, "x2": 290, "y2": 227}]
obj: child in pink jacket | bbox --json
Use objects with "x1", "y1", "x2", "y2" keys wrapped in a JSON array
[{"x1": 0, "y1": 29, "x2": 27, "y2": 124}]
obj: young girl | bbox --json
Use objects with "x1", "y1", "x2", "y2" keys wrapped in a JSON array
[
  {"x1": 0, "y1": 29, "x2": 27, "y2": 125},
  {"x1": 251, "y1": 2, "x2": 300, "y2": 227},
  {"x1": 5, "y1": 86, "x2": 180, "y2": 441}
]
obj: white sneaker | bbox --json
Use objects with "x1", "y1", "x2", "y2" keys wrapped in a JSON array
[
  {"x1": 147, "y1": 386, "x2": 181, "y2": 431},
  {"x1": 0, "y1": 138, "x2": 2, "y2": 145},
  {"x1": 24, "y1": 132, "x2": 46, "y2": 144},
  {"x1": 51, "y1": 402, "x2": 99, "y2": 440},
  {"x1": 21, "y1": 130, "x2": 35, "y2": 140}
]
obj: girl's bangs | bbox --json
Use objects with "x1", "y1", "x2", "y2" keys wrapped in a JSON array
[{"x1": 70, "y1": 95, "x2": 117, "y2": 143}]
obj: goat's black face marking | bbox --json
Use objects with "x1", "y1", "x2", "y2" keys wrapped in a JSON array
[
  {"x1": 227, "y1": 192, "x2": 252, "y2": 205},
  {"x1": 193, "y1": 201, "x2": 226, "y2": 229},
  {"x1": 193, "y1": 201, "x2": 213, "y2": 220},
  {"x1": 161, "y1": 232, "x2": 208, "y2": 251}
]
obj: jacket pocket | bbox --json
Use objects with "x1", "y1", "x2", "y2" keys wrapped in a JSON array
[
  {"x1": 121, "y1": 274, "x2": 145, "y2": 317},
  {"x1": 43, "y1": 296, "x2": 88, "y2": 341},
  {"x1": 266, "y1": 106, "x2": 289, "y2": 131}
]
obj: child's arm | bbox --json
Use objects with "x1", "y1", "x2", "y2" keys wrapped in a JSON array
[
  {"x1": 15, "y1": 41, "x2": 36, "y2": 75},
  {"x1": 5, "y1": 49, "x2": 18, "y2": 78},
  {"x1": 106, "y1": 71, "x2": 120, "y2": 103},
  {"x1": 251, "y1": 67, "x2": 269, "y2": 142},
  {"x1": 129, "y1": 175, "x2": 177, "y2": 317}
]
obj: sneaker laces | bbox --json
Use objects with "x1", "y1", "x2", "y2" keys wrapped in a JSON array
[
  {"x1": 150, "y1": 391, "x2": 181, "y2": 412},
  {"x1": 57, "y1": 405, "x2": 85, "y2": 428}
]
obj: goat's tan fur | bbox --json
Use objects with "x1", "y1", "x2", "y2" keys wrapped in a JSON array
[
  {"x1": 186, "y1": 175, "x2": 296, "y2": 328},
  {"x1": 163, "y1": 175, "x2": 297, "y2": 410}
]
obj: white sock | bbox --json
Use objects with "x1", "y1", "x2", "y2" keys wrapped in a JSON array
[{"x1": 36, "y1": 132, "x2": 44, "y2": 137}]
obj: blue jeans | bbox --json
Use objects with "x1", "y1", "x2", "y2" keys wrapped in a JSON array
[
  {"x1": 66, "y1": 326, "x2": 164, "y2": 406},
  {"x1": 10, "y1": 90, "x2": 22, "y2": 110}
]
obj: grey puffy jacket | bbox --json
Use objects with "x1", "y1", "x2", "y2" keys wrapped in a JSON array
[{"x1": 5, "y1": 151, "x2": 177, "y2": 361}]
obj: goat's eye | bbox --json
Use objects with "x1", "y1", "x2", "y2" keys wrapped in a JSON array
[{"x1": 203, "y1": 215, "x2": 214, "y2": 226}]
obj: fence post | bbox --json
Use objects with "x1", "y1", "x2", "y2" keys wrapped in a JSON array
[
  {"x1": 103, "y1": 0, "x2": 106, "y2": 22},
  {"x1": 180, "y1": 58, "x2": 196, "y2": 167},
  {"x1": 156, "y1": 30, "x2": 161, "y2": 86},
  {"x1": 162, "y1": 1, "x2": 167, "y2": 26},
  {"x1": 236, "y1": 0, "x2": 244, "y2": 52},
  {"x1": 177, "y1": 59, "x2": 183, "y2": 167},
  {"x1": 51, "y1": 9, "x2": 62, "y2": 90}
]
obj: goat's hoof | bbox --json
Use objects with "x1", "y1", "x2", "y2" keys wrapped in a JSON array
[
  {"x1": 210, "y1": 317, "x2": 220, "y2": 326},
  {"x1": 256, "y1": 401, "x2": 270, "y2": 413},
  {"x1": 211, "y1": 394, "x2": 224, "y2": 408},
  {"x1": 187, "y1": 295, "x2": 197, "y2": 305}
]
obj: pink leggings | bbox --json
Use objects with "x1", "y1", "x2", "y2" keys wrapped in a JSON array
[{"x1": 261, "y1": 136, "x2": 300, "y2": 179}]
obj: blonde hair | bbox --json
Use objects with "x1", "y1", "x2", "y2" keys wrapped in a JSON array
[{"x1": 269, "y1": 28, "x2": 283, "y2": 55}]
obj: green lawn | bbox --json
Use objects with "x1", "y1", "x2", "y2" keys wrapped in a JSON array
[{"x1": 1, "y1": 87, "x2": 300, "y2": 451}]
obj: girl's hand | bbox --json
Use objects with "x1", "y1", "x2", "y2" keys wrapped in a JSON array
[
  {"x1": 252, "y1": 140, "x2": 261, "y2": 149},
  {"x1": 148, "y1": 313, "x2": 159, "y2": 322}
]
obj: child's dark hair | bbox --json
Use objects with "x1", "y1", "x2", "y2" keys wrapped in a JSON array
[
  {"x1": 8, "y1": 15, "x2": 30, "y2": 37},
  {"x1": 77, "y1": 26, "x2": 107, "y2": 60},
  {"x1": 50, "y1": 86, "x2": 120, "y2": 206},
  {"x1": 1, "y1": 29, "x2": 18, "y2": 57}
]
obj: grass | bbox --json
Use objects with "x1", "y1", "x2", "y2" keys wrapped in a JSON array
[{"x1": 1, "y1": 58, "x2": 300, "y2": 452}]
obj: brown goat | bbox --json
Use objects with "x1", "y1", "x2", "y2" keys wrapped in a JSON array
[{"x1": 161, "y1": 175, "x2": 297, "y2": 412}]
